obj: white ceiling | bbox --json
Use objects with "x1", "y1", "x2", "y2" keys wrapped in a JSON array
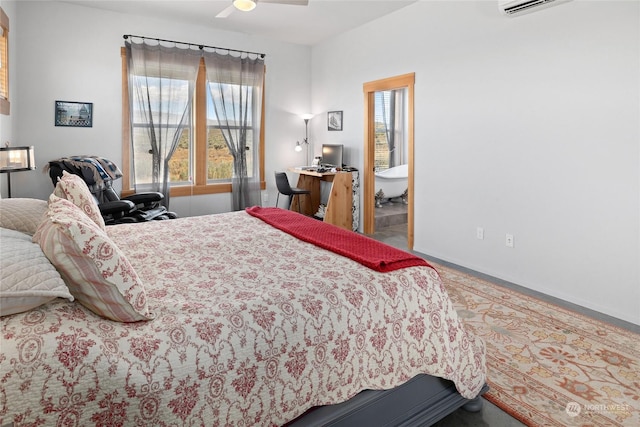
[{"x1": 60, "y1": 0, "x2": 418, "y2": 46}]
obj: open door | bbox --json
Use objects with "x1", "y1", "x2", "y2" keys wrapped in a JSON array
[{"x1": 363, "y1": 73, "x2": 415, "y2": 249}]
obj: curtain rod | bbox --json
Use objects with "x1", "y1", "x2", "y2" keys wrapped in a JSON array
[{"x1": 123, "y1": 34, "x2": 265, "y2": 59}]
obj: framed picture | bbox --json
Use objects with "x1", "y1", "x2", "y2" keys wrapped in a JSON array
[
  {"x1": 327, "y1": 110, "x2": 343, "y2": 131},
  {"x1": 55, "y1": 101, "x2": 93, "y2": 127}
]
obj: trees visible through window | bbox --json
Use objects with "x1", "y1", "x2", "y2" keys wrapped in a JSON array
[
  {"x1": 129, "y1": 75, "x2": 195, "y2": 186},
  {"x1": 374, "y1": 89, "x2": 407, "y2": 170},
  {"x1": 122, "y1": 47, "x2": 264, "y2": 198},
  {"x1": 129, "y1": 79, "x2": 242, "y2": 185},
  {"x1": 204, "y1": 85, "x2": 249, "y2": 181}
]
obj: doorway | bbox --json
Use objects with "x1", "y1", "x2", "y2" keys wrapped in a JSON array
[{"x1": 363, "y1": 73, "x2": 415, "y2": 249}]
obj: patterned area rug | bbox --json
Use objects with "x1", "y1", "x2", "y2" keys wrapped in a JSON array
[{"x1": 433, "y1": 262, "x2": 640, "y2": 426}]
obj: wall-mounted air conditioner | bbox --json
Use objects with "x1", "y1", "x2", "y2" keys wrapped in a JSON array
[{"x1": 499, "y1": 0, "x2": 572, "y2": 16}]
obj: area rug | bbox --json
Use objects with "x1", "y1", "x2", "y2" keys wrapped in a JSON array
[{"x1": 432, "y1": 262, "x2": 640, "y2": 426}]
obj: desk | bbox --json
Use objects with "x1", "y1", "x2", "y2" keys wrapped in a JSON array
[{"x1": 288, "y1": 168, "x2": 359, "y2": 231}]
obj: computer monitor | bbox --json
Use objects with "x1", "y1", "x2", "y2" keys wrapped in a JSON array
[{"x1": 321, "y1": 144, "x2": 343, "y2": 168}]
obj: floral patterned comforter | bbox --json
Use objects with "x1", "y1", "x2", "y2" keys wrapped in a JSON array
[{"x1": 1, "y1": 211, "x2": 486, "y2": 426}]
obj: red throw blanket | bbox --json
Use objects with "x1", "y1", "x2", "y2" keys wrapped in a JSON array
[{"x1": 246, "y1": 206, "x2": 432, "y2": 273}]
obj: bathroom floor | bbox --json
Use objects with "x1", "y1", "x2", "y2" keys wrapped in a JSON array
[{"x1": 374, "y1": 200, "x2": 408, "y2": 229}]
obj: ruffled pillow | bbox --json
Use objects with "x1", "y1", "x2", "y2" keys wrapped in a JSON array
[
  {"x1": 33, "y1": 194, "x2": 153, "y2": 322},
  {"x1": 53, "y1": 170, "x2": 106, "y2": 230}
]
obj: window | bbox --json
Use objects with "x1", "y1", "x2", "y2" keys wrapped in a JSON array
[
  {"x1": 374, "y1": 89, "x2": 407, "y2": 170},
  {"x1": 0, "y1": 7, "x2": 9, "y2": 115},
  {"x1": 128, "y1": 74, "x2": 194, "y2": 186},
  {"x1": 204, "y1": 83, "x2": 254, "y2": 181},
  {"x1": 121, "y1": 49, "x2": 265, "y2": 197}
]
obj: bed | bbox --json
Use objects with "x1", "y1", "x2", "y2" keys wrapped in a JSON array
[{"x1": 0, "y1": 180, "x2": 486, "y2": 426}]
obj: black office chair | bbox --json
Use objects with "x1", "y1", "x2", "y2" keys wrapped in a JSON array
[{"x1": 274, "y1": 172, "x2": 311, "y2": 214}]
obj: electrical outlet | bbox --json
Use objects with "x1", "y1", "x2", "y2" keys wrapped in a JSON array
[
  {"x1": 476, "y1": 227, "x2": 484, "y2": 240},
  {"x1": 262, "y1": 192, "x2": 269, "y2": 203},
  {"x1": 506, "y1": 234, "x2": 514, "y2": 248}
]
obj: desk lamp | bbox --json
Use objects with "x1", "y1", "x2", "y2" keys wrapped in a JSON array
[
  {"x1": 0, "y1": 144, "x2": 36, "y2": 198},
  {"x1": 295, "y1": 113, "x2": 313, "y2": 166}
]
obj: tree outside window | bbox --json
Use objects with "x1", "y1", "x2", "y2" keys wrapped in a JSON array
[
  {"x1": 374, "y1": 89, "x2": 407, "y2": 170},
  {"x1": 122, "y1": 50, "x2": 264, "y2": 197}
]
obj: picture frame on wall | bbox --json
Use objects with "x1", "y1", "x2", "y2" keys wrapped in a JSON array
[
  {"x1": 55, "y1": 101, "x2": 93, "y2": 127},
  {"x1": 327, "y1": 110, "x2": 343, "y2": 131}
]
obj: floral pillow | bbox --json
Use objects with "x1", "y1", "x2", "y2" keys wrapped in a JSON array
[
  {"x1": 53, "y1": 170, "x2": 106, "y2": 230},
  {"x1": 33, "y1": 194, "x2": 153, "y2": 322}
]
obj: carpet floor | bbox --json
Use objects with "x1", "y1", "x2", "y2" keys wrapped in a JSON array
[{"x1": 432, "y1": 261, "x2": 640, "y2": 427}]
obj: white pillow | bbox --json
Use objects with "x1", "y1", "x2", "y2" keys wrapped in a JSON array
[
  {"x1": 0, "y1": 198, "x2": 48, "y2": 236},
  {"x1": 33, "y1": 194, "x2": 153, "y2": 322},
  {"x1": 0, "y1": 227, "x2": 74, "y2": 317}
]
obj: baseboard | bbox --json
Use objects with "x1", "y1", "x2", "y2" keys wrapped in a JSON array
[{"x1": 414, "y1": 251, "x2": 640, "y2": 333}]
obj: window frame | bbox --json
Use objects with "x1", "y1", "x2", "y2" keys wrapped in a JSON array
[
  {"x1": 0, "y1": 7, "x2": 10, "y2": 115},
  {"x1": 120, "y1": 48, "x2": 265, "y2": 197}
]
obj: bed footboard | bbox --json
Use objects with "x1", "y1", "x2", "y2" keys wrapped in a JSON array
[{"x1": 286, "y1": 375, "x2": 489, "y2": 427}]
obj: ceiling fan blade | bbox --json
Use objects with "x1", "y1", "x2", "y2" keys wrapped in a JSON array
[
  {"x1": 260, "y1": 0, "x2": 309, "y2": 5},
  {"x1": 216, "y1": 4, "x2": 236, "y2": 18}
]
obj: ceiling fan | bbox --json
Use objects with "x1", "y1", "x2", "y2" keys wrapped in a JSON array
[{"x1": 216, "y1": 0, "x2": 309, "y2": 19}]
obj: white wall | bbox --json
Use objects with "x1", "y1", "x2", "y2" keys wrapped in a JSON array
[
  {"x1": 7, "y1": 1, "x2": 639, "y2": 325},
  {"x1": 310, "y1": 1, "x2": 640, "y2": 325},
  {"x1": 8, "y1": 0, "x2": 312, "y2": 215}
]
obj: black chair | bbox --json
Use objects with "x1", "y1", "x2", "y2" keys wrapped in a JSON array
[
  {"x1": 275, "y1": 172, "x2": 311, "y2": 214},
  {"x1": 47, "y1": 156, "x2": 178, "y2": 225}
]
